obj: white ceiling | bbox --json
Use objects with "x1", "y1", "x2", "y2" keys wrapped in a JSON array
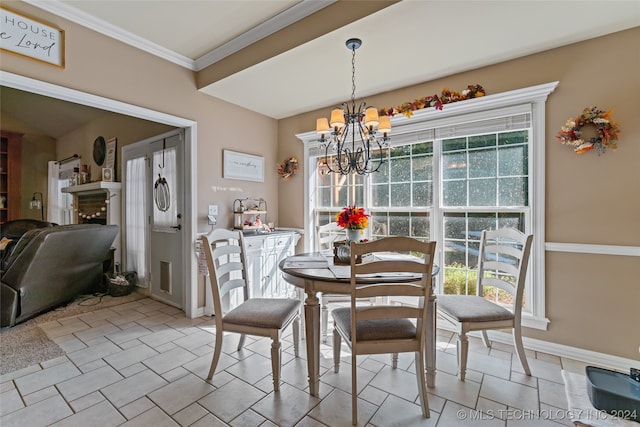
[{"x1": 4, "y1": 0, "x2": 640, "y2": 135}]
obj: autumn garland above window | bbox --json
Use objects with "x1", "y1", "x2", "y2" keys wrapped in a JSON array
[
  {"x1": 556, "y1": 107, "x2": 621, "y2": 154},
  {"x1": 378, "y1": 84, "x2": 486, "y2": 118},
  {"x1": 277, "y1": 157, "x2": 298, "y2": 180}
]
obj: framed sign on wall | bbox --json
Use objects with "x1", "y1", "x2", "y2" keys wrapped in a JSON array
[
  {"x1": 223, "y1": 150, "x2": 264, "y2": 182},
  {"x1": 0, "y1": 7, "x2": 65, "y2": 68}
]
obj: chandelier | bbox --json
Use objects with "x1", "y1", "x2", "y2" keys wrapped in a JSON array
[{"x1": 316, "y1": 38, "x2": 391, "y2": 175}]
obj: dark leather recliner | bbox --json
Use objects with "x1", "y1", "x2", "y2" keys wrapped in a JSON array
[{"x1": 1, "y1": 224, "x2": 118, "y2": 327}]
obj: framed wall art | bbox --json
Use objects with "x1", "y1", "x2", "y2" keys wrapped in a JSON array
[
  {"x1": 223, "y1": 150, "x2": 264, "y2": 182},
  {"x1": 105, "y1": 137, "x2": 117, "y2": 170},
  {"x1": 0, "y1": 7, "x2": 65, "y2": 68}
]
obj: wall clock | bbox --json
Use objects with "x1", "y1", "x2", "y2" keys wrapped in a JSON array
[{"x1": 93, "y1": 136, "x2": 106, "y2": 166}]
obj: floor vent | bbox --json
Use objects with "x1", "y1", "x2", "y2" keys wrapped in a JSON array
[{"x1": 160, "y1": 261, "x2": 172, "y2": 293}]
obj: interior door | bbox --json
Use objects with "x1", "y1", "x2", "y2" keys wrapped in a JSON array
[{"x1": 149, "y1": 132, "x2": 184, "y2": 308}]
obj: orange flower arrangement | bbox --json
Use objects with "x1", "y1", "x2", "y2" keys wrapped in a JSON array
[
  {"x1": 556, "y1": 107, "x2": 620, "y2": 154},
  {"x1": 336, "y1": 206, "x2": 369, "y2": 230}
]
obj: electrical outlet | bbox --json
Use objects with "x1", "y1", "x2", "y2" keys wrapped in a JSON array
[{"x1": 207, "y1": 205, "x2": 218, "y2": 225}]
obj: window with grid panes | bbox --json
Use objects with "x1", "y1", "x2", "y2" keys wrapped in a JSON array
[
  {"x1": 300, "y1": 82, "x2": 557, "y2": 329},
  {"x1": 441, "y1": 130, "x2": 529, "y2": 306}
]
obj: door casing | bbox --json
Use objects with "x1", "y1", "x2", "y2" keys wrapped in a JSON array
[{"x1": 1, "y1": 71, "x2": 200, "y2": 318}]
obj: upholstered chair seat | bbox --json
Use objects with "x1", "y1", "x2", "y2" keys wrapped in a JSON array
[
  {"x1": 223, "y1": 298, "x2": 300, "y2": 329},
  {"x1": 437, "y1": 295, "x2": 515, "y2": 323}
]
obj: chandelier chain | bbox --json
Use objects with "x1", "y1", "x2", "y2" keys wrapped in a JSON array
[{"x1": 351, "y1": 44, "x2": 357, "y2": 108}]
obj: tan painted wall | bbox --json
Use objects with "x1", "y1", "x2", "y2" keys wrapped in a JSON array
[
  {"x1": 0, "y1": 1, "x2": 281, "y2": 234},
  {"x1": 278, "y1": 27, "x2": 640, "y2": 360},
  {"x1": 56, "y1": 113, "x2": 175, "y2": 182}
]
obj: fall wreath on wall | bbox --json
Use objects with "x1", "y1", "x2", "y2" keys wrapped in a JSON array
[
  {"x1": 277, "y1": 157, "x2": 298, "y2": 180},
  {"x1": 556, "y1": 106, "x2": 621, "y2": 155}
]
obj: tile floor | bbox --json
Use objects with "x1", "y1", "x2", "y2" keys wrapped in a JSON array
[{"x1": 0, "y1": 297, "x2": 590, "y2": 426}]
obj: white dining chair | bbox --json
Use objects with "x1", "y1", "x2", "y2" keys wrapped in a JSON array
[
  {"x1": 437, "y1": 227, "x2": 533, "y2": 381},
  {"x1": 201, "y1": 229, "x2": 301, "y2": 391},
  {"x1": 332, "y1": 237, "x2": 437, "y2": 425}
]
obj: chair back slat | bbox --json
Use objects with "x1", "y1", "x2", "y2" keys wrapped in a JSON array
[
  {"x1": 212, "y1": 243, "x2": 241, "y2": 257},
  {"x1": 481, "y1": 277, "x2": 516, "y2": 296},
  {"x1": 202, "y1": 229, "x2": 250, "y2": 327},
  {"x1": 354, "y1": 259, "x2": 427, "y2": 275},
  {"x1": 483, "y1": 244, "x2": 522, "y2": 259},
  {"x1": 219, "y1": 278, "x2": 246, "y2": 297},
  {"x1": 356, "y1": 305, "x2": 422, "y2": 321},
  {"x1": 482, "y1": 260, "x2": 519, "y2": 278},
  {"x1": 356, "y1": 283, "x2": 424, "y2": 299},
  {"x1": 215, "y1": 261, "x2": 243, "y2": 279}
]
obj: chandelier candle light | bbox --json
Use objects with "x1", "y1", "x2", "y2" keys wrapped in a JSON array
[{"x1": 316, "y1": 38, "x2": 391, "y2": 175}]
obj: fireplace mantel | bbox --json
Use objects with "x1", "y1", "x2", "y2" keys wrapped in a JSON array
[
  {"x1": 61, "y1": 181, "x2": 121, "y2": 195},
  {"x1": 62, "y1": 181, "x2": 122, "y2": 267}
]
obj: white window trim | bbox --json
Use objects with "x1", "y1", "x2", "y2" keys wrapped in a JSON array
[{"x1": 297, "y1": 81, "x2": 558, "y2": 330}]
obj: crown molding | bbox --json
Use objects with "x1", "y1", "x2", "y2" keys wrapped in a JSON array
[
  {"x1": 24, "y1": 0, "x2": 195, "y2": 69},
  {"x1": 24, "y1": 0, "x2": 335, "y2": 72},
  {"x1": 194, "y1": 0, "x2": 335, "y2": 71}
]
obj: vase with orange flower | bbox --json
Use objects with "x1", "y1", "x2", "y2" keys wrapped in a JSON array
[{"x1": 336, "y1": 205, "x2": 369, "y2": 242}]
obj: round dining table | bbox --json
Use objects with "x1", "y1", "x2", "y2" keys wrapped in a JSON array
[{"x1": 279, "y1": 252, "x2": 438, "y2": 397}]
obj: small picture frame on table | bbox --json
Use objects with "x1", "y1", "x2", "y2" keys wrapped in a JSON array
[{"x1": 102, "y1": 168, "x2": 113, "y2": 182}]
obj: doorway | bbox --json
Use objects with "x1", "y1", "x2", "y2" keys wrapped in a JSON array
[
  {"x1": 122, "y1": 130, "x2": 184, "y2": 308},
  {"x1": 0, "y1": 71, "x2": 199, "y2": 317}
]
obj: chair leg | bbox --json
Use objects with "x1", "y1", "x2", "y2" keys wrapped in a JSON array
[
  {"x1": 237, "y1": 333, "x2": 246, "y2": 352},
  {"x1": 271, "y1": 337, "x2": 282, "y2": 392},
  {"x1": 292, "y1": 316, "x2": 300, "y2": 357},
  {"x1": 207, "y1": 328, "x2": 224, "y2": 380},
  {"x1": 457, "y1": 332, "x2": 469, "y2": 381},
  {"x1": 391, "y1": 353, "x2": 398, "y2": 369},
  {"x1": 513, "y1": 326, "x2": 531, "y2": 376},
  {"x1": 321, "y1": 302, "x2": 328, "y2": 343},
  {"x1": 414, "y1": 350, "x2": 430, "y2": 418},
  {"x1": 333, "y1": 329, "x2": 341, "y2": 373},
  {"x1": 351, "y1": 351, "x2": 357, "y2": 426},
  {"x1": 481, "y1": 330, "x2": 491, "y2": 347}
]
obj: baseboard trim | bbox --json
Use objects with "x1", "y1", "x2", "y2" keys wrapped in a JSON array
[
  {"x1": 193, "y1": 306, "x2": 206, "y2": 318},
  {"x1": 438, "y1": 323, "x2": 639, "y2": 372}
]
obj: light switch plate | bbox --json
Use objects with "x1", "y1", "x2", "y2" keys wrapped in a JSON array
[{"x1": 208, "y1": 205, "x2": 218, "y2": 216}]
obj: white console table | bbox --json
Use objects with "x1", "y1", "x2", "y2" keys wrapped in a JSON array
[
  {"x1": 243, "y1": 230, "x2": 301, "y2": 299},
  {"x1": 200, "y1": 229, "x2": 300, "y2": 316}
]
